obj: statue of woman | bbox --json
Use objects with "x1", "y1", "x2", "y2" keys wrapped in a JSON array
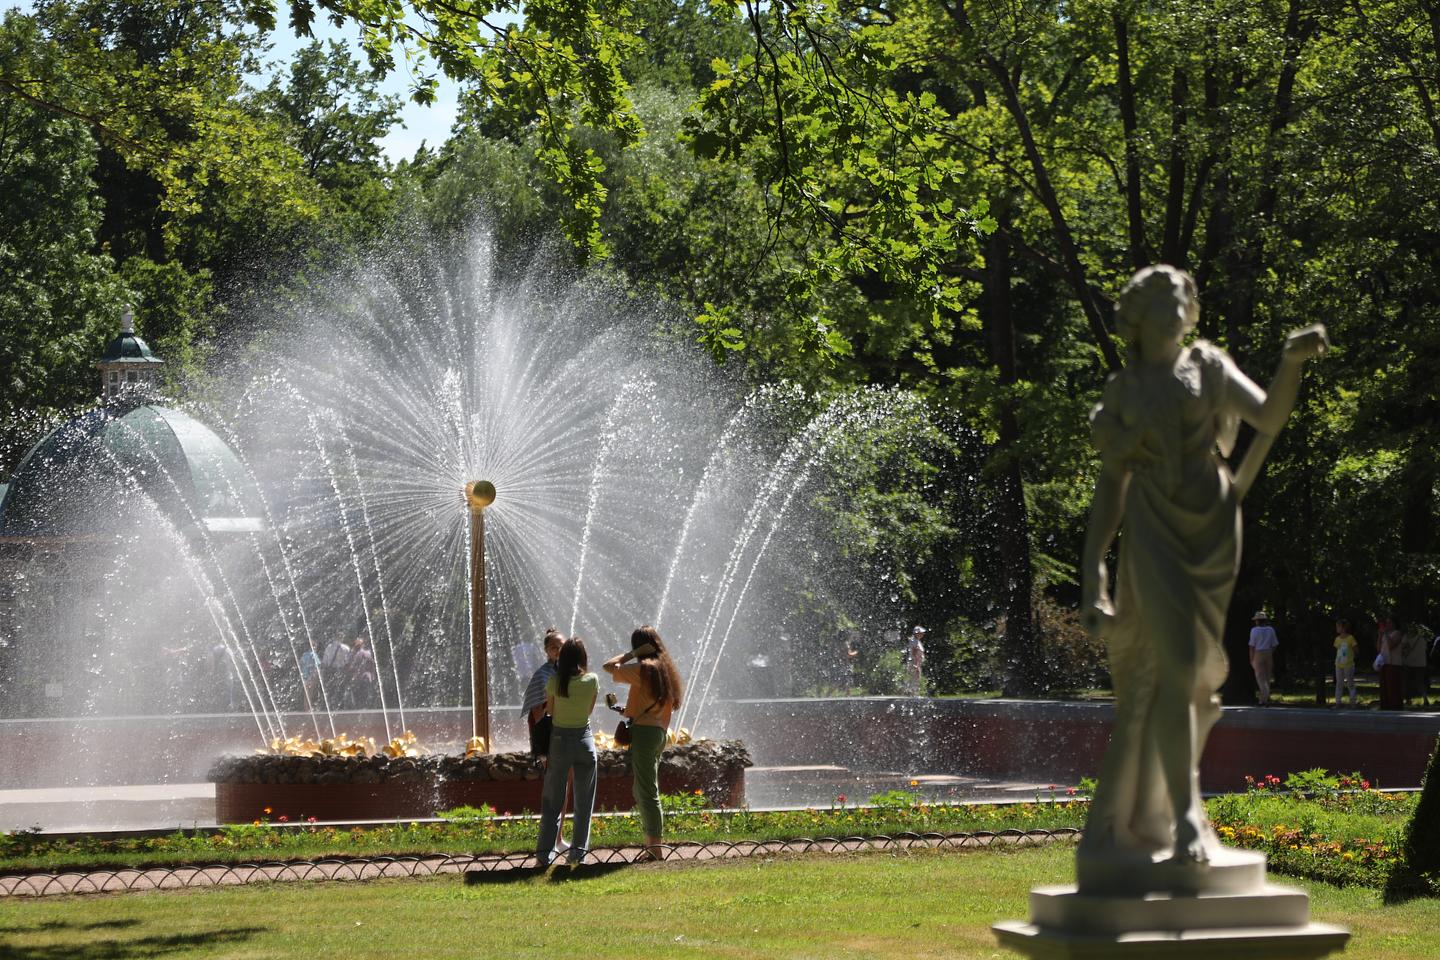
[{"x1": 1078, "y1": 265, "x2": 1326, "y2": 869}]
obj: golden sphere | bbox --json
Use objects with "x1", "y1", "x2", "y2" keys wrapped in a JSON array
[{"x1": 465, "y1": 479, "x2": 496, "y2": 510}]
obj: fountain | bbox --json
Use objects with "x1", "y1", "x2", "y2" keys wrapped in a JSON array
[
  {"x1": 209, "y1": 471, "x2": 748, "y2": 823},
  {"x1": 0, "y1": 225, "x2": 930, "y2": 825}
]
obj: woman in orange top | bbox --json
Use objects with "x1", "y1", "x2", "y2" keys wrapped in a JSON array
[{"x1": 603, "y1": 625, "x2": 683, "y2": 860}]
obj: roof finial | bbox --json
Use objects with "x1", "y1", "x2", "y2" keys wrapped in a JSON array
[{"x1": 121, "y1": 304, "x2": 134, "y2": 335}]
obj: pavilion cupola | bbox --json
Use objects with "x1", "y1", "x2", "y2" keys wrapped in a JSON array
[{"x1": 96, "y1": 305, "x2": 165, "y2": 402}]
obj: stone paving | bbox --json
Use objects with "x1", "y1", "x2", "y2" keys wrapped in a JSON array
[{"x1": 0, "y1": 768, "x2": 1057, "y2": 833}]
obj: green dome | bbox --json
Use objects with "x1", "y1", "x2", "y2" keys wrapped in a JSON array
[
  {"x1": 0, "y1": 404, "x2": 262, "y2": 538},
  {"x1": 98, "y1": 329, "x2": 164, "y2": 365}
]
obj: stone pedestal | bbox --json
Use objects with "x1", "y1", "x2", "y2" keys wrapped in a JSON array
[{"x1": 994, "y1": 849, "x2": 1348, "y2": 959}]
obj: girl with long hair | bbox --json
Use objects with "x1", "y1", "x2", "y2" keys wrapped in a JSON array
[
  {"x1": 537, "y1": 636, "x2": 598, "y2": 866},
  {"x1": 603, "y1": 625, "x2": 684, "y2": 860}
]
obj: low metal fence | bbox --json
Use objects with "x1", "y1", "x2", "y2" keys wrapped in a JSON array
[{"x1": 0, "y1": 828, "x2": 1081, "y2": 897}]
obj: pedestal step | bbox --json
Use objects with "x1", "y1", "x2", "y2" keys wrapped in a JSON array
[
  {"x1": 1075, "y1": 846, "x2": 1267, "y2": 897},
  {"x1": 992, "y1": 920, "x2": 1350, "y2": 960},
  {"x1": 1029, "y1": 884, "x2": 1310, "y2": 934}
]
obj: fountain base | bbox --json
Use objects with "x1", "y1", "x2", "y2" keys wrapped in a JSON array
[{"x1": 211, "y1": 740, "x2": 751, "y2": 823}]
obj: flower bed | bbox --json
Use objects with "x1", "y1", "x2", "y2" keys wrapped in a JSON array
[
  {"x1": 209, "y1": 740, "x2": 752, "y2": 824},
  {"x1": 1204, "y1": 768, "x2": 1415, "y2": 889}
]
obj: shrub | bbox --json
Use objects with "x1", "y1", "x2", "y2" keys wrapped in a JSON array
[
  {"x1": 863, "y1": 649, "x2": 909, "y2": 696},
  {"x1": 1034, "y1": 598, "x2": 1109, "y2": 691},
  {"x1": 929, "y1": 618, "x2": 1003, "y2": 693},
  {"x1": 1386, "y1": 734, "x2": 1440, "y2": 901},
  {"x1": 438, "y1": 805, "x2": 496, "y2": 823}
]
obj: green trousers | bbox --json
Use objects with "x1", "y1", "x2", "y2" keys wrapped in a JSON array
[{"x1": 630, "y1": 724, "x2": 666, "y2": 839}]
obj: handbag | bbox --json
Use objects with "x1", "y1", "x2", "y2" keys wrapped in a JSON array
[
  {"x1": 529, "y1": 714, "x2": 553, "y2": 757},
  {"x1": 612, "y1": 693, "x2": 659, "y2": 749}
]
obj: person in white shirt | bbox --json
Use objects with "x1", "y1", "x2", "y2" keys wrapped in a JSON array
[
  {"x1": 1248, "y1": 611, "x2": 1279, "y2": 706},
  {"x1": 1401, "y1": 622, "x2": 1431, "y2": 707}
]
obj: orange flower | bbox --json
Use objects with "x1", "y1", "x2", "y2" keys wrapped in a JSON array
[{"x1": 263, "y1": 807, "x2": 273, "y2": 815}]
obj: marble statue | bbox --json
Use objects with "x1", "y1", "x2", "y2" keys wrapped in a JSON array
[
  {"x1": 1078, "y1": 264, "x2": 1327, "y2": 873},
  {"x1": 995, "y1": 265, "x2": 1346, "y2": 958}
]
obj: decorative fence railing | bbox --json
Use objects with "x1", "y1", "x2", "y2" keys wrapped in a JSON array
[{"x1": 0, "y1": 828, "x2": 1082, "y2": 897}]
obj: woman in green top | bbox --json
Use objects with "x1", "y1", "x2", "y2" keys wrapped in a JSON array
[{"x1": 537, "y1": 637, "x2": 599, "y2": 866}]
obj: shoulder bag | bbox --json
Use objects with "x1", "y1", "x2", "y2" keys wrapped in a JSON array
[{"x1": 613, "y1": 697, "x2": 659, "y2": 749}]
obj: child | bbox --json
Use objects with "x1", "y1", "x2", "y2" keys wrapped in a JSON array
[{"x1": 1334, "y1": 619, "x2": 1357, "y2": 708}]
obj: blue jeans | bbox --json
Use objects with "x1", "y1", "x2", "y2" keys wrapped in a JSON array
[{"x1": 537, "y1": 724, "x2": 597, "y2": 864}]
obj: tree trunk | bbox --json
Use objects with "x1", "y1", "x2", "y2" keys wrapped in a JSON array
[
  {"x1": 1224, "y1": 0, "x2": 1313, "y2": 356},
  {"x1": 981, "y1": 210, "x2": 1043, "y2": 696},
  {"x1": 1161, "y1": 66, "x2": 1189, "y2": 264},
  {"x1": 940, "y1": 0, "x2": 1121, "y2": 372},
  {"x1": 1115, "y1": 11, "x2": 1148, "y2": 269}
]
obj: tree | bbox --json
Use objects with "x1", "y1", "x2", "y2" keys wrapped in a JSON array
[
  {"x1": 257, "y1": 39, "x2": 403, "y2": 235},
  {"x1": 2, "y1": 1, "x2": 324, "y2": 260},
  {"x1": 0, "y1": 14, "x2": 130, "y2": 468}
]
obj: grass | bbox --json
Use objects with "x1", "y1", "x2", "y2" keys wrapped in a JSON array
[
  {"x1": 1, "y1": 845, "x2": 1438, "y2": 959},
  {"x1": 0, "y1": 797, "x2": 1088, "y2": 873}
]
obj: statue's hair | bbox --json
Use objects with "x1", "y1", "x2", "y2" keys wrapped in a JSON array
[{"x1": 1115, "y1": 265, "x2": 1198, "y2": 342}]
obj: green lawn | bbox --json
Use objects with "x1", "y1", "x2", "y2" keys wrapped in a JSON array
[{"x1": 1, "y1": 845, "x2": 1437, "y2": 959}]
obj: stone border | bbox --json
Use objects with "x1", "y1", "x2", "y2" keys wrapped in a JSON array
[{"x1": 211, "y1": 741, "x2": 751, "y2": 823}]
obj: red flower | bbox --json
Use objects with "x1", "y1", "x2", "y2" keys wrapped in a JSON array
[
  {"x1": 1361, "y1": 780, "x2": 1371, "y2": 790},
  {"x1": 278, "y1": 815, "x2": 289, "y2": 823},
  {"x1": 837, "y1": 794, "x2": 846, "y2": 804}
]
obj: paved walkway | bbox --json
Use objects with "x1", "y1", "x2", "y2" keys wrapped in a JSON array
[
  {"x1": 0, "y1": 771, "x2": 1058, "y2": 833},
  {"x1": 0, "y1": 829, "x2": 1081, "y2": 897}
]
